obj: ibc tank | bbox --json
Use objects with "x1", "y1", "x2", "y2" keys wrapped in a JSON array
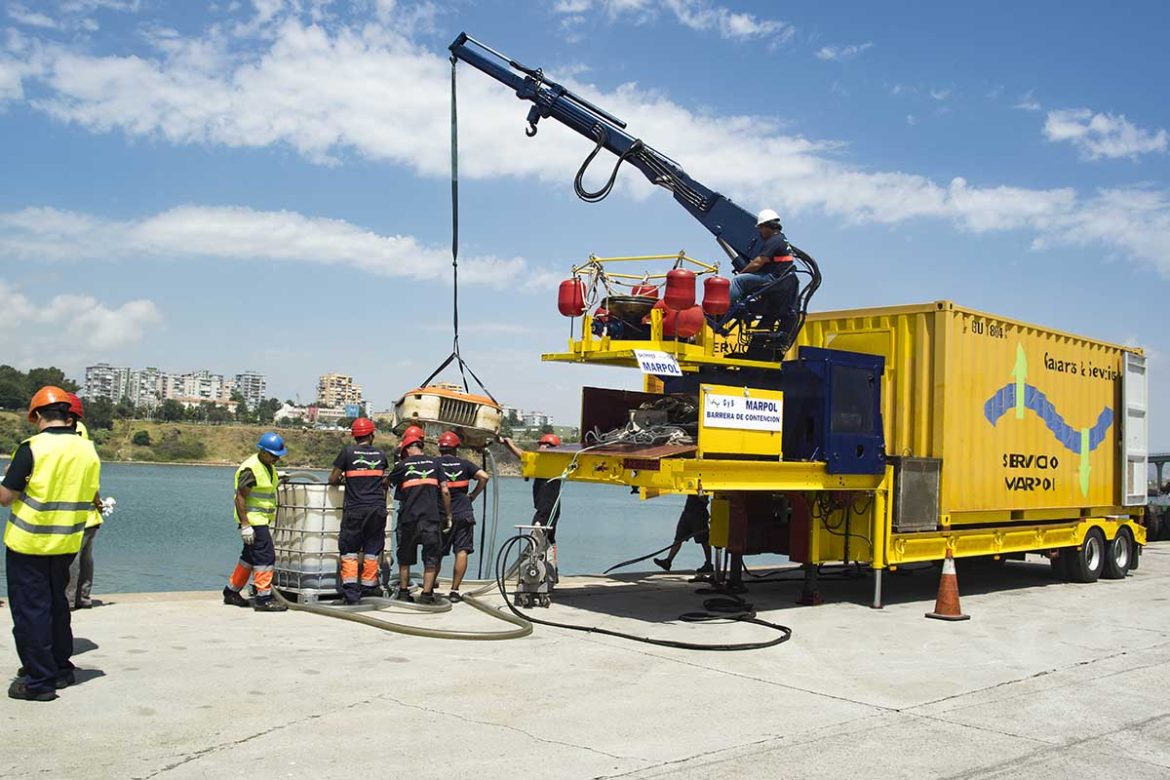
[{"x1": 272, "y1": 481, "x2": 394, "y2": 601}]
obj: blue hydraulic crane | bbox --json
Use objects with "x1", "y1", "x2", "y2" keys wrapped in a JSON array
[{"x1": 448, "y1": 33, "x2": 820, "y2": 356}]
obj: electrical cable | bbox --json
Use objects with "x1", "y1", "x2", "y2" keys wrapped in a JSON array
[{"x1": 493, "y1": 534, "x2": 792, "y2": 652}]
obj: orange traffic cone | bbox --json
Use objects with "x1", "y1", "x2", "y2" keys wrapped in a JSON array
[{"x1": 925, "y1": 549, "x2": 970, "y2": 621}]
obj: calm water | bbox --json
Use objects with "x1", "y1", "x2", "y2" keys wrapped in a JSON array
[{"x1": 0, "y1": 461, "x2": 785, "y2": 596}]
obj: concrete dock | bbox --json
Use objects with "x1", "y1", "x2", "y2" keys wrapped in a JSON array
[{"x1": 4, "y1": 546, "x2": 1170, "y2": 779}]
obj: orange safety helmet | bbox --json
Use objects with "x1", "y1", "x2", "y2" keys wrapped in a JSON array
[
  {"x1": 437, "y1": 431, "x2": 461, "y2": 449},
  {"x1": 402, "y1": 424, "x2": 424, "y2": 440},
  {"x1": 66, "y1": 392, "x2": 85, "y2": 420},
  {"x1": 538, "y1": 433, "x2": 561, "y2": 447},
  {"x1": 27, "y1": 386, "x2": 72, "y2": 422},
  {"x1": 350, "y1": 417, "x2": 376, "y2": 438},
  {"x1": 399, "y1": 432, "x2": 424, "y2": 453}
]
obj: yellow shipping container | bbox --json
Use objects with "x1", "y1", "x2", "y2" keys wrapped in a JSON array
[{"x1": 796, "y1": 301, "x2": 1145, "y2": 525}]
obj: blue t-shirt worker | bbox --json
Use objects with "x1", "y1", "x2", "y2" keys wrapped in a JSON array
[{"x1": 729, "y1": 208, "x2": 796, "y2": 307}]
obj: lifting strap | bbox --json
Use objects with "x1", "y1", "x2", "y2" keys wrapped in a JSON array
[{"x1": 418, "y1": 57, "x2": 497, "y2": 404}]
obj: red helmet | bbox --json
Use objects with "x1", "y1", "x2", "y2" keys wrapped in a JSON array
[
  {"x1": 402, "y1": 424, "x2": 424, "y2": 440},
  {"x1": 351, "y1": 417, "x2": 375, "y2": 438},
  {"x1": 27, "y1": 386, "x2": 72, "y2": 422},
  {"x1": 399, "y1": 433, "x2": 424, "y2": 453},
  {"x1": 66, "y1": 392, "x2": 85, "y2": 420},
  {"x1": 438, "y1": 431, "x2": 461, "y2": 449},
  {"x1": 538, "y1": 433, "x2": 561, "y2": 447}
]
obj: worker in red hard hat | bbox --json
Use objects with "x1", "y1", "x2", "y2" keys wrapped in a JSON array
[
  {"x1": 500, "y1": 433, "x2": 563, "y2": 544},
  {"x1": 436, "y1": 431, "x2": 489, "y2": 601},
  {"x1": 327, "y1": 418, "x2": 390, "y2": 604},
  {"x1": 62, "y1": 392, "x2": 104, "y2": 610},
  {"x1": 1, "y1": 386, "x2": 102, "y2": 701},
  {"x1": 387, "y1": 430, "x2": 452, "y2": 604}
]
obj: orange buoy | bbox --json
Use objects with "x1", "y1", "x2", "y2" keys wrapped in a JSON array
[
  {"x1": 702, "y1": 276, "x2": 731, "y2": 316},
  {"x1": 631, "y1": 283, "x2": 658, "y2": 299},
  {"x1": 674, "y1": 305, "x2": 705, "y2": 338},
  {"x1": 557, "y1": 278, "x2": 587, "y2": 317}
]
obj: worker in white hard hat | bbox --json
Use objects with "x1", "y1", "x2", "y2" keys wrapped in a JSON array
[{"x1": 729, "y1": 208, "x2": 796, "y2": 305}]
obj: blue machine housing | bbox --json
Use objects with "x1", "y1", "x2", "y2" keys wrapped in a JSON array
[{"x1": 781, "y1": 347, "x2": 886, "y2": 475}]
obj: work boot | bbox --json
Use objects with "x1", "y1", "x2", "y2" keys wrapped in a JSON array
[
  {"x1": 8, "y1": 680, "x2": 57, "y2": 702},
  {"x1": 17, "y1": 667, "x2": 75, "y2": 689},
  {"x1": 653, "y1": 558, "x2": 672, "y2": 572},
  {"x1": 695, "y1": 562, "x2": 714, "y2": 574},
  {"x1": 416, "y1": 592, "x2": 438, "y2": 605},
  {"x1": 448, "y1": 590, "x2": 462, "y2": 603},
  {"x1": 222, "y1": 587, "x2": 250, "y2": 608},
  {"x1": 394, "y1": 588, "x2": 414, "y2": 603},
  {"x1": 252, "y1": 599, "x2": 288, "y2": 612}
]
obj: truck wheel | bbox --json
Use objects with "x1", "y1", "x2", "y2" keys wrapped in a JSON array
[
  {"x1": 1102, "y1": 529, "x2": 1134, "y2": 579},
  {"x1": 1067, "y1": 528, "x2": 1105, "y2": 583}
]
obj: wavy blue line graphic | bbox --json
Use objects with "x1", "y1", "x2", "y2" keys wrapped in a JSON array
[{"x1": 983, "y1": 383, "x2": 1113, "y2": 454}]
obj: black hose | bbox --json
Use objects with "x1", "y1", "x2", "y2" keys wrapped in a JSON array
[
  {"x1": 495, "y1": 534, "x2": 792, "y2": 651},
  {"x1": 573, "y1": 125, "x2": 644, "y2": 203}
]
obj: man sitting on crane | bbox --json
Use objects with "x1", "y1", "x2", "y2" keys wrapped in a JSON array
[{"x1": 729, "y1": 209, "x2": 797, "y2": 308}]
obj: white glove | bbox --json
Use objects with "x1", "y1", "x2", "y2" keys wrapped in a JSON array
[
  {"x1": 443, "y1": 514, "x2": 453, "y2": 534},
  {"x1": 240, "y1": 525, "x2": 256, "y2": 545},
  {"x1": 100, "y1": 497, "x2": 117, "y2": 517}
]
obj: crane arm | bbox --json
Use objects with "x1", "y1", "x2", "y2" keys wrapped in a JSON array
[{"x1": 449, "y1": 33, "x2": 761, "y2": 268}]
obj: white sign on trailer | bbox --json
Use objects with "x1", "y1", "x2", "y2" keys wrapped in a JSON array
[
  {"x1": 703, "y1": 392, "x2": 783, "y2": 432},
  {"x1": 634, "y1": 350, "x2": 682, "y2": 377}
]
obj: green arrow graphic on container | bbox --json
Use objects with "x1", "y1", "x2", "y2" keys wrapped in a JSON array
[
  {"x1": 1012, "y1": 345, "x2": 1027, "y2": 419},
  {"x1": 1079, "y1": 428, "x2": 1091, "y2": 496}
]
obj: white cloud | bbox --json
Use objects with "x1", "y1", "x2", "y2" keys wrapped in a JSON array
[
  {"x1": 0, "y1": 205, "x2": 537, "y2": 287},
  {"x1": 815, "y1": 42, "x2": 872, "y2": 61},
  {"x1": 929, "y1": 87, "x2": 951, "y2": 101},
  {"x1": 1015, "y1": 89, "x2": 1042, "y2": 112},
  {"x1": 551, "y1": 0, "x2": 792, "y2": 42},
  {"x1": 1043, "y1": 108, "x2": 1168, "y2": 161},
  {"x1": 7, "y1": 5, "x2": 59, "y2": 29},
  {"x1": 0, "y1": 280, "x2": 161, "y2": 365},
  {"x1": 4, "y1": 8, "x2": 1170, "y2": 279}
]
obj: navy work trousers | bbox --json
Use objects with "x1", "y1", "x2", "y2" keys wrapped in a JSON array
[{"x1": 6, "y1": 547, "x2": 75, "y2": 694}]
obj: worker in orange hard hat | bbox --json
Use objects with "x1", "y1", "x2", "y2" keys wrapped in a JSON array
[
  {"x1": 500, "y1": 433, "x2": 563, "y2": 544},
  {"x1": 387, "y1": 430, "x2": 451, "y2": 604},
  {"x1": 63, "y1": 392, "x2": 105, "y2": 610},
  {"x1": 327, "y1": 418, "x2": 390, "y2": 604},
  {"x1": 1, "y1": 386, "x2": 102, "y2": 701},
  {"x1": 436, "y1": 431, "x2": 489, "y2": 601}
]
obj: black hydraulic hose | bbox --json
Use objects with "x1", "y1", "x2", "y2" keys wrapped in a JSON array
[
  {"x1": 495, "y1": 535, "x2": 792, "y2": 651},
  {"x1": 602, "y1": 529, "x2": 703, "y2": 574},
  {"x1": 574, "y1": 125, "x2": 644, "y2": 203}
]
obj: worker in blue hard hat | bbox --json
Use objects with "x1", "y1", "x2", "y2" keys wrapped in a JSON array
[
  {"x1": 729, "y1": 208, "x2": 797, "y2": 309},
  {"x1": 223, "y1": 432, "x2": 288, "y2": 612}
]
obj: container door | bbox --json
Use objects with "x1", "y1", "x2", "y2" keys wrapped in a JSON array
[{"x1": 1122, "y1": 351, "x2": 1148, "y2": 506}]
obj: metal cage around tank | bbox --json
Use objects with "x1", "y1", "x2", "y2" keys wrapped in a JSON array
[{"x1": 272, "y1": 481, "x2": 394, "y2": 604}]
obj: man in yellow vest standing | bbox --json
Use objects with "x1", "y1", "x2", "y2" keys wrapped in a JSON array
[
  {"x1": 222, "y1": 432, "x2": 288, "y2": 612},
  {"x1": 65, "y1": 392, "x2": 103, "y2": 610},
  {"x1": 0, "y1": 386, "x2": 102, "y2": 701}
]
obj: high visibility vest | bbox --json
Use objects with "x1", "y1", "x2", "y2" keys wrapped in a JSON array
[
  {"x1": 234, "y1": 454, "x2": 278, "y2": 527},
  {"x1": 5, "y1": 431, "x2": 101, "y2": 556},
  {"x1": 73, "y1": 421, "x2": 102, "y2": 528}
]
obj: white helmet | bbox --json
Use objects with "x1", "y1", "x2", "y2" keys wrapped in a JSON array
[{"x1": 756, "y1": 208, "x2": 781, "y2": 227}]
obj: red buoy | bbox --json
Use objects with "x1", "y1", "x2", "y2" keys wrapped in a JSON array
[
  {"x1": 675, "y1": 305, "x2": 705, "y2": 339},
  {"x1": 664, "y1": 268, "x2": 696, "y2": 310},
  {"x1": 557, "y1": 278, "x2": 587, "y2": 317},
  {"x1": 631, "y1": 283, "x2": 658, "y2": 299},
  {"x1": 702, "y1": 276, "x2": 731, "y2": 316}
]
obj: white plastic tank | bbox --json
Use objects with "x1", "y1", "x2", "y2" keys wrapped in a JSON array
[{"x1": 272, "y1": 480, "x2": 394, "y2": 602}]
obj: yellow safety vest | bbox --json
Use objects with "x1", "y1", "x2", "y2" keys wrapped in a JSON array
[
  {"x1": 5, "y1": 431, "x2": 101, "y2": 556},
  {"x1": 73, "y1": 421, "x2": 103, "y2": 528},
  {"x1": 234, "y1": 453, "x2": 277, "y2": 527}
]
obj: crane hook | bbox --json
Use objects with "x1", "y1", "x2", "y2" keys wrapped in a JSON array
[{"x1": 526, "y1": 122, "x2": 539, "y2": 137}]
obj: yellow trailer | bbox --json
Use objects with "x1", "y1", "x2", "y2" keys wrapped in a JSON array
[{"x1": 525, "y1": 299, "x2": 1149, "y2": 606}]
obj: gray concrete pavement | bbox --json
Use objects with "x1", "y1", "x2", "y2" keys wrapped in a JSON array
[{"x1": 3, "y1": 546, "x2": 1169, "y2": 779}]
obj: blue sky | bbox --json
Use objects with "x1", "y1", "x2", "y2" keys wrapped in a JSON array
[{"x1": 1, "y1": 0, "x2": 1168, "y2": 447}]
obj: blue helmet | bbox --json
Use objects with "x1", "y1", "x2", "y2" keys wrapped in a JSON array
[{"x1": 257, "y1": 432, "x2": 287, "y2": 457}]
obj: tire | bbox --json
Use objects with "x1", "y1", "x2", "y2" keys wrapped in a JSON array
[
  {"x1": 1067, "y1": 528, "x2": 1106, "y2": 583},
  {"x1": 1102, "y1": 529, "x2": 1134, "y2": 579}
]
